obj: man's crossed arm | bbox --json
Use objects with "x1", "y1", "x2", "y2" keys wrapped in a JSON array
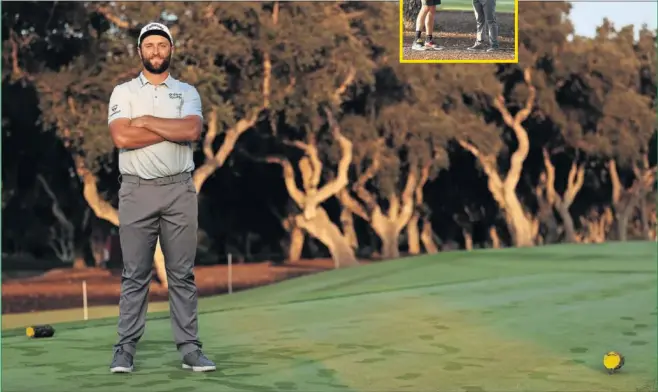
[{"x1": 109, "y1": 115, "x2": 202, "y2": 149}]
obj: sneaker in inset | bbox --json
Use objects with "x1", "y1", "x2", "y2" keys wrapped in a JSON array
[
  {"x1": 486, "y1": 45, "x2": 500, "y2": 52},
  {"x1": 182, "y1": 349, "x2": 217, "y2": 372},
  {"x1": 412, "y1": 39, "x2": 427, "y2": 51},
  {"x1": 467, "y1": 42, "x2": 486, "y2": 51},
  {"x1": 110, "y1": 347, "x2": 134, "y2": 373},
  {"x1": 424, "y1": 40, "x2": 444, "y2": 51}
]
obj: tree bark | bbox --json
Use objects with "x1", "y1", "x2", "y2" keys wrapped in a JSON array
[
  {"x1": 288, "y1": 226, "x2": 305, "y2": 261},
  {"x1": 489, "y1": 226, "x2": 501, "y2": 248},
  {"x1": 639, "y1": 195, "x2": 649, "y2": 239},
  {"x1": 371, "y1": 209, "x2": 402, "y2": 259},
  {"x1": 407, "y1": 213, "x2": 421, "y2": 255},
  {"x1": 340, "y1": 208, "x2": 359, "y2": 250},
  {"x1": 296, "y1": 208, "x2": 358, "y2": 267},
  {"x1": 458, "y1": 68, "x2": 536, "y2": 248},
  {"x1": 403, "y1": 0, "x2": 421, "y2": 30},
  {"x1": 463, "y1": 230, "x2": 473, "y2": 250},
  {"x1": 420, "y1": 218, "x2": 439, "y2": 253}
]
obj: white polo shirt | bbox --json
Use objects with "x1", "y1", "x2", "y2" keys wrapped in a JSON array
[{"x1": 107, "y1": 72, "x2": 203, "y2": 179}]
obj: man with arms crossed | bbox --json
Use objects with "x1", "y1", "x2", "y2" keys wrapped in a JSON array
[
  {"x1": 107, "y1": 22, "x2": 215, "y2": 373},
  {"x1": 467, "y1": 0, "x2": 499, "y2": 52},
  {"x1": 412, "y1": 0, "x2": 444, "y2": 51}
]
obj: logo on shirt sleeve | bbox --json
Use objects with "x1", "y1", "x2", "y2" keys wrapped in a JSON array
[{"x1": 110, "y1": 104, "x2": 121, "y2": 117}]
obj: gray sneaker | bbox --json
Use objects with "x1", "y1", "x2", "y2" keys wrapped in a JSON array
[
  {"x1": 411, "y1": 39, "x2": 427, "y2": 51},
  {"x1": 110, "y1": 347, "x2": 134, "y2": 373},
  {"x1": 486, "y1": 45, "x2": 500, "y2": 52},
  {"x1": 467, "y1": 42, "x2": 486, "y2": 51},
  {"x1": 182, "y1": 349, "x2": 216, "y2": 372}
]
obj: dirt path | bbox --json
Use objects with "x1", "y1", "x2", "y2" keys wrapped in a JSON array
[
  {"x1": 1, "y1": 259, "x2": 369, "y2": 314},
  {"x1": 402, "y1": 11, "x2": 515, "y2": 62}
]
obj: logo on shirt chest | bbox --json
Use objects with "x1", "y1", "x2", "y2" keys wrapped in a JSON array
[{"x1": 168, "y1": 93, "x2": 184, "y2": 117}]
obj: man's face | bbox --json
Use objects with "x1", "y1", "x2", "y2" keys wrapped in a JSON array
[{"x1": 139, "y1": 34, "x2": 172, "y2": 74}]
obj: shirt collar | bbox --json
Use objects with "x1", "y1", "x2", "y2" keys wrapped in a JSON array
[{"x1": 138, "y1": 72, "x2": 174, "y2": 88}]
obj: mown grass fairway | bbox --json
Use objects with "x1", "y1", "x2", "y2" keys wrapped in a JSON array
[{"x1": 3, "y1": 242, "x2": 656, "y2": 392}]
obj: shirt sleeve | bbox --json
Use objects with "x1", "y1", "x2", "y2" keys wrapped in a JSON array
[
  {"x1": 107, "y1": 85, "x2": 132, "y2": 125},
  {"x1": 181, "y1": 86, "x2": 203, "y2": 119}
]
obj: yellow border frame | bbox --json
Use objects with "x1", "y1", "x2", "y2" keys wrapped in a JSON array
[{"x1": 399, "y1": 0, "x2": 519, "y2": 64}]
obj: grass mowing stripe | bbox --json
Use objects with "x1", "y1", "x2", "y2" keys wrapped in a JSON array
[{"x1": 3, "y1": 242, "x2": 655, "y2": 392}]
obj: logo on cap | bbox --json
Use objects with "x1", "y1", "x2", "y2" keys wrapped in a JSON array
[{"x1": 138, "y1": 22, "x2": 173, "y2": 45}]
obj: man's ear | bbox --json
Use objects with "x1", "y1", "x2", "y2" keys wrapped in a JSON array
[{"x1": 137, "y1": 46, "x2": 143, "y2": 60}]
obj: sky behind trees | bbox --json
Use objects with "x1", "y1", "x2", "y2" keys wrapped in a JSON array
[{"x1": 569, "y1": 1, "x2": 657, "y2": 38}]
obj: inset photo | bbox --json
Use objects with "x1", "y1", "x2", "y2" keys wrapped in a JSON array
[{"x1": 400, "y1": 0, "x2": 518, "y2": 63}]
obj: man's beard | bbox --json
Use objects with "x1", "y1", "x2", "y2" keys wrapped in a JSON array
[{"x1": 142, "y1": 55, "x2": 171, "y2": 74}]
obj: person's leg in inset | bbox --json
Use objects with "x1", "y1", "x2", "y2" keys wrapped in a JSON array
[
  {"x1": 413, "y1": 1, "x2": 431, "y2": 50},
  {"x1": 158, "y1": 177, "x2": 215, "y2": 372},
  {"x1": 468, "y1": 0, "x2": 487, "y2": 50},
  {"x1": 423, "y1": 0, "x2": 444, "y2": 50},
  {"x1": 484, "y1": 0, "x2": 499, "y2": 51},
  {"x1": 111, "y1": 180, "x2": 160, "y2": 373}
]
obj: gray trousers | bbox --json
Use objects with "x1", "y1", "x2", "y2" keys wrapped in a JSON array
[
  {"x1": 114, "y1": 172, "x2": 201, "y2": 358},
  {"x1": 473, "y1": 0, "x2": 499, "y2": 46}
]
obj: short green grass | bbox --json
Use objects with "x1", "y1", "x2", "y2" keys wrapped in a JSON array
[
  {"x1": 439, "y1": 0, "x2": 515, "y2": 13},
  {"x1": 3, "y1": 241, "x2": 656, "y2": 392}
]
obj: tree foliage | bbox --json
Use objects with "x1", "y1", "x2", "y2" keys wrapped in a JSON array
[{"x1": 2, "y1": 1, "x2": 656, "y2": 268}]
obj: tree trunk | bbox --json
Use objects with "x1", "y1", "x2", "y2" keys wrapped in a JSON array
[
  {"x1": 489, "y1": 226, "x2": 501, "y2": 248},
  {"x1": 639, "y1": 196, "x2": 649, "y2": 239},
  {"x1": 296, "y1": 208, "x2": 358, "y2": 268},
  {"x1": 556, "y1": 203, "x2": 577, "y2": 243},
  {"x1": 463, "y1": 230, "x2": 473, "y2": 250},
  {"x1": 153, "y1": 239, "x2": 168, "y2": 285},
  {"x1": 380, "y1": 229, "x2": 400, "y2": 259},
  {"x1": 535, "y1": 198, "x2": 560, "y2": 244},
  {"x1": 420, "y1": 218, "x2": 439, "y2": 253},
  {"x1": 288, "y1": 226, "x2": 305, "y2": 261},
  {"x1": 340, "y1": 208, "x2": 359, "y2": 250},
  {"x1": 72, "y1": 244, "x2": 87, "y2": 269},
  {"x1": 504, "y1": 191, "x2": 535, "y2": 247},
  {"x1": 458, "y1": 68, "x2": 536, "y2": 249},
  {"x1": 403, "y1": 0, "x2": 421, "y2": 30},
  {"x1": 371, "y1": 209, "x2": 403, "y2": 259},
  {"x1": 407, "y1": 213, "x2": 421, "y2": 255},
  {"x1": 616, "y1": 210, "x2": 632, "y2": 242}
]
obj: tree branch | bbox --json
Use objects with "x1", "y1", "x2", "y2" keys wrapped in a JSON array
[
  {"x1": 313, "y1": 107, "x2": 354, "y2": 205},
  {"x1": 395, "y1": 168, "x2": 419, "y2": 232},
  {"x1": 541, "y1": 148, "x2": 557, "y2": 205},
  {"x1": 563, "y1": 161, "x2": 585, "y2": 206},
  {"x1": 266, "y1": 156, "x2": 306, "y2": 208},
  {"x1": 75, "y1": 156, "x2": 119, "y2": 226},
  {"x1": 96, "y1": 6, "x2": 132, "y2": 29},
  {"x1": 458, "y1": 139, "x2": 506, "y2": 208},
  {"x1": 283, "y1": 137, "x2": 323, "y2": 190},
  {"x1": 494, "y1": 67, "x2": 534, "y2": 195},
  {"x1": 608, "y1": 159, "x2": 622, "y2": 205},
  {"x1": 337, "y1": 189, "x2": 370, "y2": 221}
]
